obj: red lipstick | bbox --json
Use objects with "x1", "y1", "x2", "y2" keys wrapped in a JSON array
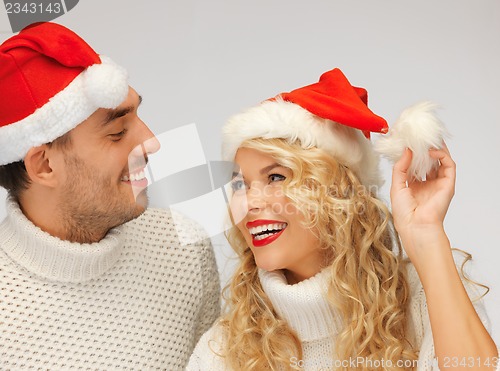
[
  {"x1": 246, "y1": 219, "x2": 284, "y2": 228},
  {"x1": 246, "y1": 219, "x2": 287, "y2": 247}
]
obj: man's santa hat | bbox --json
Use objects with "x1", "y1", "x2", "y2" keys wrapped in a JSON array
[
  {"x1": 0, "y1": 22, "x2": 129, "y2": 166},
  {"x1": 222, "y1": 68, "x2": 446, "y2": 188}
]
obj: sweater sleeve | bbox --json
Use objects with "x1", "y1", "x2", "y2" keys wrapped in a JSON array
[
  {"x1": 193, "y1": 236, "x2": 221, "y2": 345},
  {"x1": 406, "y1": 251, "x2": 499, "y2": 371},
  {"x1": 168, "y1": 209, "x2": 222, "y2": 352},
  {"x1": 186, "y1": 324, "x2": 227, "y2": 371}
]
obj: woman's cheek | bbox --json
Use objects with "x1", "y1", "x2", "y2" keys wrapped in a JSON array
[{"x1": 229, "y1": 194, "x2": 248, "y2": 225}]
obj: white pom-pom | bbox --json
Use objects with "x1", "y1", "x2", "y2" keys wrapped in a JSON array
[
  {"x1": 83, "y1": 56, "x2": 129, "y2": 109},
  {"x1": 374, "y1": 102, "x2": 448, "y2": 180}
]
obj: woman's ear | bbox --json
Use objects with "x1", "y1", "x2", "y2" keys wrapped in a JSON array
[{"x1": 23, "y1": 145, "x2": 59, "y2": 188}]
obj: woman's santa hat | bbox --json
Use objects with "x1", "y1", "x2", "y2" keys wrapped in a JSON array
[
  {"x1": 0, "y1": 22, "x2": 129, "y2": 166},
  {"x1": 222, "y1": 68, "x2": 446, "y2": 188}
]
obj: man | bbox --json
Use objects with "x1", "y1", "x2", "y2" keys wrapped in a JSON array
[{"x1": 0, "y1": 22, "x2": 220, "y2": 369}]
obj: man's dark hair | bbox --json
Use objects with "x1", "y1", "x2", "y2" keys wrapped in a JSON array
[{"x1": 0, "y1": 133, "x2": 72, "y2": 199}]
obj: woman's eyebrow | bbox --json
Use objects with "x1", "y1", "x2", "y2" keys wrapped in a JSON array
[
  {"x1": 260, "y1": 163, "x2": 281, "y2": 175},
  {"x1": 231, "y1": 163, "x2": 283, "y2": 179}
]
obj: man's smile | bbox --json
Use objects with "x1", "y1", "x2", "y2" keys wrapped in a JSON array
[{"x1": 121, "y1": 168, "x2": 147, "y2": 184}]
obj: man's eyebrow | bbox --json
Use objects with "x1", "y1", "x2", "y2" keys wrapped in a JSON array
[{"x1": 102, "y1": 95, "x2": 143, "y2": 126}]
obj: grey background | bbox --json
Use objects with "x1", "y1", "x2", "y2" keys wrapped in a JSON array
[{"x1": 1, "y1": 0, "x2": 499, "y2": 344}]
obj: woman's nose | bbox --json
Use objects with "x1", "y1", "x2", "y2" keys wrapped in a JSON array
[
  {"x1": 230, "y1": 183, "x2": 268, "y2": 225},
  {"x1": 246, "y1": 183, "x2": 269, "y2": 212}
]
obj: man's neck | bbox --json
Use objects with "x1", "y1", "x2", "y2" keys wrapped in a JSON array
[{"x1": 18, "y1": 190, "x2": 109, "y2": 244}]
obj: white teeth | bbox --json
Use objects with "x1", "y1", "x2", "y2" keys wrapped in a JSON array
[
  {"x1": 255, "y1": 233, "x2": 272, "y2": 241},
  {"x1": 249, "y1": 223, "x2": 287, "y2": 236},
  {"x1": 122, "y1": 170, "x2": 145, "y2": 182},
  {"x1": 136, "y1": 170, "x2": 145, "y2": 180}
]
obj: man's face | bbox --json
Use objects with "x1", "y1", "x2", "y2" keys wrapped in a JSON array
[{"x1": 51, "y1": 87, "x2": 160, "y2": 240}]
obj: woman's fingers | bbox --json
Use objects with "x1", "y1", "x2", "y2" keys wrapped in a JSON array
[
  {"x1": 391, "y1": 143, "x2": 456, "y2": 200},
  {"x1": 428, "y1": 147, "x2": 456, "y2": 183},
  {"x1": 440, "y1": 140, "x2": 451, "y2": 155},
  {"x1": 426, "y1": 163, "x2": 439, "y2": 181},
  {"x1": 391, "y1": 148, "x2": 412, "y2": 195}
]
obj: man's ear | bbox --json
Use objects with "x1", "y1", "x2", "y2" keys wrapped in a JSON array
[{"x1": 23, "y1": 145, "x2": 59, "y2": 187}]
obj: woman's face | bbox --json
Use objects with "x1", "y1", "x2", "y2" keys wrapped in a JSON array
[{"x1": 230, "y1": 147, "x2": 324, "y2": 284}]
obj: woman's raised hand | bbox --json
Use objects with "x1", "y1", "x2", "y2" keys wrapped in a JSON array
[{"x1": 390, "y1": 142, "x2": 456, "y2": 261}]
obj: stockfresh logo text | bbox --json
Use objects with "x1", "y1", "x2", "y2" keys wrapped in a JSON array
[{"x1": 3, "y1": 0, "x2": 79, "y2": 32}]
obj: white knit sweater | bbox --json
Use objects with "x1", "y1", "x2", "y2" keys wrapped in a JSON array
[
  {"x1": 0, "y1": 199, "x2": 220, "y2": 370},
  {"x1": 187, "y1": 255, "x2": 498, "y2": 370}
]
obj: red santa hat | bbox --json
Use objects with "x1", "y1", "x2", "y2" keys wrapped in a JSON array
[
  {"x1": 222, "y1": 68, "x2": 446, "y2": 188},
  {"x1": 0, "y1": 22, "x2": 129, "y2": 166}
]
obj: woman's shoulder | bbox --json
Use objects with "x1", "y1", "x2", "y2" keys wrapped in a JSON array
[{"x1": 186, "y1": 321, "x2": 228, "y2": 371}]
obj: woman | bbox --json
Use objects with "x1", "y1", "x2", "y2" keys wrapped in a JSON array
[{"x1": 187, "y1": 69, "x2": 498, "y2": 370}]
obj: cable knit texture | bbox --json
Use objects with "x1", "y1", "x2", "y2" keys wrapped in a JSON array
[
  {"x1": 187, "y1": 255, "x2": 498, "y2": 370},
  {"x1": 0, "y1": 199, "x2": 220, "y2": 370}
]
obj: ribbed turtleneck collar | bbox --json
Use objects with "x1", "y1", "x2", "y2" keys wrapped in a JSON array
[
  {"x1": 259, "y1": 268, "x2": 340, "y2": 342},
  {"x1": 0, "y1": 198, "x2": 125, "y2": 283}
]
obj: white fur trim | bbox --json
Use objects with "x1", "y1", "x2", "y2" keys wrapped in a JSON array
[
  {"x1": 84, "y1": 56, "x2": 128, "y2": 109},
  {"x1": 374, "y1": 102, "x2": 448, "y2": 181},
  {"x1": 0, "y1": 56, "x2": 128, "y2": 166},
  {"x1": 222, "y1": 99, "x2": 383, "y2": 188}
]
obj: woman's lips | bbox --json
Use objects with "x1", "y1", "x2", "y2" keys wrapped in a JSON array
[
  {"x1": 246, "y1": 219, "x2": 285, "y2": 228},
  {"x1": 246, "y1": 219, "x2": 287, "y2": 247},
  {"x1": 252, "y1": 228, "x2": 285, "y2": 247}
]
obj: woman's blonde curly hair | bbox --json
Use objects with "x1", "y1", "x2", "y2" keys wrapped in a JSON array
[{"x1": 219, "y1": 137, "x2": 420, "y2": 370}]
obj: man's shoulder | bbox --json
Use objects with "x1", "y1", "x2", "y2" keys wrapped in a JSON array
[{"x1": 125, "y1": 207, "x2": 211, "y2": 248}]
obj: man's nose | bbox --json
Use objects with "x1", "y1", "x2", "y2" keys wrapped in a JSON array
[
  {"x1": 142, "y1": 135, "x2": 161, "y2": 156},
  {"x1": 138, "y1": 120, "x2": 161, "y2": 155},
  {"x1": 127, "y1": 122, "x2": 161, "y2": 167}
]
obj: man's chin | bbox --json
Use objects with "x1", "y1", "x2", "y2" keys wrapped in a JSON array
[
  {"x1": 116, "y1": 202, "x2": 147, "y2": 228},
  {"x1": 132, "y1": 189, "x2": 149, "y2": 216}
]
